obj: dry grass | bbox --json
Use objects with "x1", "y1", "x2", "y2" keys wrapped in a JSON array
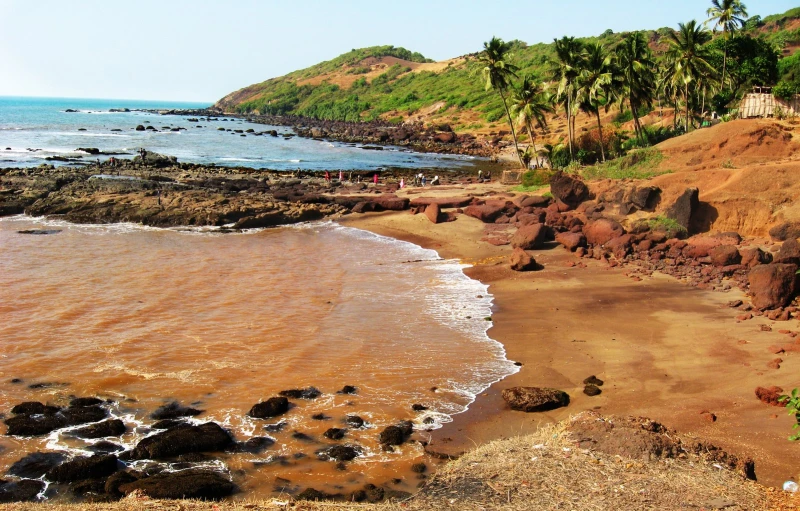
[{"x1": 2, "y1": 419, "x2": 797, "y2": 511}]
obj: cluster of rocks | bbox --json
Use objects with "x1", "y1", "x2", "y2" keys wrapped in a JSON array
[{"x1": 2, "y1": 383, "x2": 431, "y2": 503}]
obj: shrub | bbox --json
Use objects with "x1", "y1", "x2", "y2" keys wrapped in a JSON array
[
  {"x1": 778, "y1": 389, "x2": 800, "y2": 441},
  {"x1": 581, "y1": 148, "x2": 669, "y2": 180},
  {"x1": 521, "y1": 168, "x2": 552, "y2": 187}
]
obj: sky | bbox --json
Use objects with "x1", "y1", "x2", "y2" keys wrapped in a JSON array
[{"x1": 1, "y1": 0, "x2": 796, "y2": 104}]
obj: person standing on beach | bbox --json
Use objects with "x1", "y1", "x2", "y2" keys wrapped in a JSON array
[
  {"x1": 324, "y1": 170, "x2": 330, "y2": 182},
  {"x1": 400, "y1": 178, "x2": 405, "y2": 189},
  {"x1": 373, "y1": 173, "x2": 378, "y2": 185}
]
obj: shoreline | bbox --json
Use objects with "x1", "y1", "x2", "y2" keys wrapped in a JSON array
[{"x1": 338, "y1": 207, "x2": 800, "y2": 490}]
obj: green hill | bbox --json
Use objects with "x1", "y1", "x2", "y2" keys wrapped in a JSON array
[{"x1": 213, "y1": 8, "x2": 800, "y2": 131}]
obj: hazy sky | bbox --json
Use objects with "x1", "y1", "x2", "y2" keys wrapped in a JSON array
[{"x1": 1, "y1": 0, "x2": 795, "y2": 103}]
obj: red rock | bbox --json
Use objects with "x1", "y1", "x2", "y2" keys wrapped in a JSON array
[
  {"x1": 754, "y1": 386, "x2": 786, "y2": 406},
  {"x1": 512, "y1": 195, "x2": 550, "y2": 208},
  {"x1": 464, "y1": 201, "x2": 513, "y2": 223},
  {"x1": 760, "y1": 324, "x2": 773, "y2": 332},
  {"x1": 767, "y1": 358, "x2": 783, "y2": 370},
  {"x1": 424, "y1": 203, "x2": 440, "y2": 224},
  {"x1": 700, "y1": 411, "x2": 717, "y2": 422},
  {"x1": 409, "y1": 197, "x2": 473, "y2": 208},
  {"x1": 509, "y1": 247, "x2": 539, "y2": 272},
  {"x1": 748, "y1": 263, "x2": 799, "y2": 310},
  {"x1": 683, "y1": 233, "x2": 741, "y2": 258},
  {"x1": 635, "y1": 239, "x2": 653, "y2": 252},
  {"x1": 484, "y1": 237, "x2": 510, "y2": 246},
  {"x1": 555, "y1": 232, "x2": 586, "y2": 252},
  {"x1": 583, "y1": 218, "x2": 625, "y2": 246},
  {"x1": 709, "y1": 245, "x2": 742, "y2": 266},
  {"x1": 516, "y1": 213, "x2": 541, "y2": 227},
  {"x1": 549, "y1": 172, "x2": 589, "y2": 209},
  {"x1": 739, "y1": 247, "x2": 772, "y2": 268},
  {"x1": 774, "y1": 238, "x2": 800, "y2": 264},
  {"x1": 778, "y1": 329, "x2": 791, "y2": 334},
  {"x1": 510, "y1": 224, "x2": 548, "y2": 250},
  {"x1": 768, "y1": 345, "x2": 785, "y2": 354},
  {"x1": 736, "y1": 313, "x2": 753, "y2": 321},
  {"x1": 605, "y1": 234, "x2": 633, "y2": 259}
]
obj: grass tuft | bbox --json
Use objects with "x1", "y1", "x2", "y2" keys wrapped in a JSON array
[{"x1": 580, "y1": 148, "x2": 670, "y2": 180}]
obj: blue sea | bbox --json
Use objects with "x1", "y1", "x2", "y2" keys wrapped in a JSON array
[{"x1": 0, "y1": 96, "x2": 480, "y2": 171}]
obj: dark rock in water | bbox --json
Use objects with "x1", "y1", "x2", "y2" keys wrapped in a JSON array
[
  {"x1": 65, "y1": 109, "x2": 78, "y2": 113},
  {"x1": 130, "y1": 422, "x2": 233, "y2": 460},
  {"x1": 16, "y1": 229, "x2": 62, "y2": 235},
  {"x1": 297, "y1": 487, "x2": 335, "y2": 501},
  {"x1": 86, "y1": 441, "x2": 124, "y2": 454},
  {"x1": 105, "y1": 471, "x2": 139, "y2": 497},
  {"x1": 379, "y1": 421, "x2": 413, "y2": 446},
  {"x1": 292, "y1": 431, "x2": 314, "y2": 442},
  {"x1": 5, "y1": 405, "x2": 106, "y2": 436},
  {"x1": 70, "y1": 397, "x2": 104, "y2": 407},
  {"x1": 318, "y1": 445, "x2": 361, "y2": 462},
  {"x1": 311, "y1": 413, "x2": 329, "y2": 421},
  {"x1": 0, "y1": 479, "x2": 45, "y2": 503},
  {"x1": 11, "y1": 402, "x2": 59, "y2": 415},
  {"x1": 248, "y1": 397, "x2": 289, "y2": 419},
  {"x1": 8, "y1": 452, "x2": 66, "y2": 478},
  {"x1": 150, "y1": 402, "x2": 203, "y2": 420},
  {"x1": 76, "y1": 147, "x2": 101, "y2": 155},
  {"x1": 412, "y1": 404, "x2": 428, "y2": 411},
  {"x1": 61, "y1": 405, "x2": 108, "y2": 425},
  {"x1": 583, "y1": 375, "x2": 604, "y2": 386},
  {"x1": 337, "y1": 385, "x2": 357, "y2": 394},
  {"x1": 263, "y1": 421, "x2": 287, "y2": 433},
  {"x1": 46, "y1": 454, "x2": 118, "y2": 483},
  {"x1": 135, "y1": 125, "x2": 146, "y2": 131},
  {"x1": 118, "y1": 469, "x2": 235, "y2": 500},
  {"x1": 9, "y1": 378, "x2": 22, "y2": 384},
  {"x1": 345, "y1": 415, "x2": 365, "y2": 428},
  {"x1": 238, "y1": 437, "x2": 275, "y2": 454},
  {"x1": 323, "y1": 428, "x2": 346, "y2": 440},
  {"x1": 70, "y1": 477, "x2": 109, "y2": 498},
  {"x1": 151, "y1": 419, "x2": 186, "y2": 430},
  {"x1": 279, "y1": 387, "x2": 321, "y2": 400},
  {"x1": 411, "y1": 462, "x2": 427, "y2": 473},
  {"x1": 583, "y1": 385, "x2": 602, "y2": 396},
  {"x1": 501, "y1": 387, "x2": 570, "y2": 412},
  {"x1": 28, "y1": 382, "x2": 67, "y2": 389},
  {"x1": 71, "y1": 419, "x2": 127, "y2": 439}
]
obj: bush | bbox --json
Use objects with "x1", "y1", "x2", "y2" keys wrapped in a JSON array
[
  {"x1": 774, "y1": 81, "x2": 799, "y2": 101},
  {"x1": 634, "y1": 216, "x2": 688, "y2": 239},
  {"x1": 778, "y1": 389, "x2": 800, "y2": 441},
  {"x1": 581, "y1": 148, "x2": 669, "y2": 180},
  {"x1": 521, "y1": 168, "x2": 552, "y2": 187}
]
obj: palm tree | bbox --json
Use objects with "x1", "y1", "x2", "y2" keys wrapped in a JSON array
[
  {"x1": 616, "y1": 32, "x2": 657, "y2": 144},
  {"x1": 706, "y1": 0, "x2": 748, "y2": 90},
  {"x1": 550, "y1": 36, "x2": 584, "y2": 160},
  {"x1": 477, "y1": 37, "x2": 524, "y2": 167},
  {"x1": 576, "y1": 42, "x2": 619, "y2": 162},
  {"x1": 664, "y1": 20, "x2": 716, "y2": 133},
  {"x1": 510, "y1": 76, "x2": 554, "y2": 167}
]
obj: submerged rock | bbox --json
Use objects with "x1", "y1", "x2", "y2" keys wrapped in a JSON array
[
  {"x1": 46, "y1": 454, "x2": 118, "y2": 483},
  {"x1": 71, "y1": 419, "x2": 127, "y2": 439},
  {"x1": 150, "y1": 402, "x2": 203, "y2": 420},
  {"x1": 8, "y1": 452, "x2": 66, "y2": 479},
  {"x1": 379, "y1": 421, "x2": 413, "y2": 446},
  {"x1": 248, "y1": 397, "x2": 290, "y2": 418},
  {"x1": 279, "y1": 387, "x2": 321, "y2": 399},
  {"x1": 0, "y1": 479, "x2": 45, "y2": 503}
]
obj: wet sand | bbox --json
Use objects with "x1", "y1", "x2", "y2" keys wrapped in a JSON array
[{"x1": 339, "y1": 190, "x2": 800, "y2": 489}]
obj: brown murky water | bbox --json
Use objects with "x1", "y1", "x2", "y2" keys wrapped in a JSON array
[{"x1": 0, "y1": 216, "x2": 516, "y2": 500}]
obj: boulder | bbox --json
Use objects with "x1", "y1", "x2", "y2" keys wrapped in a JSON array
[
  {"x1": 248, "y1": 397, "x2": 289, "y2": 418},
  {"x1": 0, "y1": 479, "x2": 45, "y2": 503},
  {"x1": 628, "y1": 186, "x2": 660, "y2": 210},
  {"x1": 318, "y1": 445, "x2": 360, "y2": 461},
  {"x1": 748, "y1": 263, "x2": 798, "y2": 310},
  {"x1": 664, "y1": 187, "x2": 699, "y2": 229},
  {"x1": 409, "y1": 197, "x2": 472, "y2": 208},
  {"x1": 501, "y1": 387, "x2": 570, "y2": 412},
  {"x1": 135, "y1": 125, "x2": 146, "y2": 131},
  {"x1": 510, "y1": 223, "x2": 547, "y2": 250},
  {"x1": 463, "y1": 201, "x2": 513, "y2": 223},
  {"x1": 45, "y1": 454, "x2": 118, "y2": 483},
  {"x1": 425, "y1": 203, "x2": 440, "y2": 224},
  {"x1": 70, "y1": 397, "x2": 103, "y2": 407},
  {"x1": 129, "y1": 422, "x2": 234, "y2": 460},
  {"x1": 709, "y1": 245, "x2": 742, "y2": 267},
  {"x1": 8, "y1": 452, "x2": 66, "y2": 479},
  {"x1": 513, "y1": 195, "x2": 551, "y2": 208},
  {"x1": 118, "y1": 469, "x2": 235, "y2": 500},
  {"x1": 739, "y1": 247, "x2": 772, "y2": 268},
  {"x1": 372, "y1": 195, "x2": 409, "y2": 211},
  {"x1": 683, "y1": 232, "x2": 741, "y2": 258},
  {"x1": 433, "y1": 132, "x2": 456, "y2": 144},
  {"x1": 754, "y1": 386, "x2": 786, "y2": 407},
  {"x1": 555, "y1": 232, "x2": 587, "y2": 252},
  {"x1": 379, "y1": 421, "x2": 413, "y2": 446},
  {"x1": 604, "y1": 234, "x2": 633, "y2": 259},
  {"x1": 583, "y1": 218, "x2": 625, "y2": 246},
  {"x1": 509, "y1": 247, "x2": 539, "y2": 271},
  {"x1": 71, "y1": 419, "x2": 126, "y2": 439},
  {"x1": 549, "y1": 172, "x2": 589, "y2": 209},
  {"x1": 5, "y1": 405, "x2": 107, "y2": 436},
  {"x1": 278, "y1": 387, "x2": 321, "y2": 399},
  {"x1": 768, "y1": 221, "x2": 800, "y2": 241},
  {"x1": 774, "y1": 238, "x2": 800, "y2": 265},
  {"x1": 151, "y1": 402, "x2": 203, "y2": 420}
]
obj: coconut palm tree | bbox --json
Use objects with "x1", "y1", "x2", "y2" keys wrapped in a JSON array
[
  {"x1": 550, "y1": 36, "x2": 584, "y2": 160},
  {"x1": 576, "y1": 42, "x2": 619, "y2": 162},
  {"x1": 616, "y1": 32, "x2": 657, "y2": 144},
  {"x1": 664, "y1": 20, "x2": 716, "y2": 133},
  {"x1": 477, "y1": 37, "x2": 524, "y2": 167},
  {"x1": 706, "y1": 0, "x2": 748, "y2": 90},
  {"x1": 510, "y1": 76, "x2": 554, "y2": 167}
]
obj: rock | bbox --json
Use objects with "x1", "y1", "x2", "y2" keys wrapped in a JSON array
[
  {"x1": 71, "y1": 419, "x2": 126, "y2": 439},
  {"x1": 513, "y1": 195, "x2": 551, "y2": 208},
  {"x1": 709, "y1": 245, "x2": 742, "y2": 267},
  {"x1": 583, "y1": 385, "x2": 602, "y2": 396},
  {"x1": 463, "y1": 201, "x2": 512, "y2": 223},
  {"x1": 748, "y1": 263, "x2": 798, "y2": 310},
  {"x1": 118, "y1": 469, "x2": 235, "y2": 500},
  {"x1": 70, "y1": 397, "x2": 103, "y2": 407},
  {"x1": 549, "y1": 172, "x2": 589, "y2": 209},
  {"x1": 0, "y1": 479, "x2": 45, "y2": 503},
  {"x1": 337, "y1": 385, "x2": 357, "y2": 394},
  {"x1": 605, "y1": 234, "x2": 634, "y2": 259},
  {"x1": 628, "y1": 186, "x2": 659, "y2": 210},
  {"x1": 5, "y1": 405, "x2": 107, "y2": 436},
  {"x1": 768, "y1": 221, "x2": 800, "y2": 241},
  {"x1": 279, "y1": 387, "x2": 321, "y2": 399},
  {"x1": 87, "y1": 441, "x2": 124, "y2": 454},
  {"x1": 424, "y1": 203, "x2": 441, "y2": 224},
  {"x1": 739, "y1": 247, "x2": 772, "y2": 268},
  {"x1": 151, "y1": 402, "x2": 203, "y2": 420},
  {"x1": 239, "y1": 437, "x2": 275, "y2": 454},
  {"x1": 583, "y1": 375, "x2": 604, "y2": 386},
  {"x1": 584, "y1": 218, "x2": 625, "y2": 246},
  {"x1": 248, "y1": 397, "x2": 290, "y2": 418},
  {"x1": 754, "y1": 386, "x2": 786, "y2": 407},
  {"x1": 379, "y1": 421, "x2": 413, "y2": 446},
  {"x1": 129, "y1": 422, "x2": 234, "y2": 460},
  {"x1": 409, "y1": 197, "x2": 472, "y2": 208},
  {"x1": 509, "y1": 247, "x2": 539, "y2": 272},
  {"x1": 10, "y1": 402, "x2": 59, "y2": 415},
  {"x1": 664, "y1": 187, "x2": 699, "y2": 229},
  {"x1": 104, "y1": 471, "x2": 139, "y2": 497},
  {"x1": 323, "y1": 428, "x2": 346, "y2": 440},
  {"x1": 555, "y1": 232, "x2": 587, "y2": 252},
  {"x1": 345, "y1": 415, "x2": 365, "y2": 428},
  {"x1": 767, "y1": 358, "x2": 783, "y2": 370},
  {"x1": 8, "y1": 452, "x2": 66, "y2": 479},
  {"x1": 774, "y1": 238, "x2": 800, "y2": 264},
  {"x1": 501, "y1": 387, "x2": 570, "y2": 412},
  {"x1": 319, "y1": 445, "x2": 360, "y2": 461},
  {"x1": 510, "y1": 223, "x2": 547, "y2": 250},
  {"x1": 46, "y1": 454, "x2": 118, "y2": 483},
  {"x1": 433, "y1": 131, "x2": 456, "y2": 144},
  {"x1": 411, "y1": 462, "x2": 427, "y2": 473},
  {"x1": 296, "y1": 488, "x2": 334, "y2": 501},
  {"x1": 135, "y1": 125, "x2": 146, "y2": 131}
]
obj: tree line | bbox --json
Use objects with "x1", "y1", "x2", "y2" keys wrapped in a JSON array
[{"x1": 478, "y1": 0, "x2": 790, "y2": 169}]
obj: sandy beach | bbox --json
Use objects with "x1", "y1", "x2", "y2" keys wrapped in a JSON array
[{"x1": 340, "y1": 182, "x2": 800, "y2": 489}]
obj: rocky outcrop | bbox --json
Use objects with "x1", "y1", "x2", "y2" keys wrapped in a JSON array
[
  {"x1": 45, "y1": 454, "x2": 118, "y2": 483},
  {"x1": 118, "y1": 469, "x2": 235, "y2": 500},
  {"x1": 0, "y1": 479, "x2": 45, "y2": 503},
  {"x1": 5, "y1": 403, "x2": 107, "y2": 436},
  {"x1": 502, "y1": 387, "x2": 570, "y2": 412},
  {"x1": 549, "y1": 172, "x2": 590, "y2": 209},
  {"x1": 748, "y1": 263, "x2": 798, "y2": 310},
  {"x1": 665, "y1": 187, "x2": 699, "y2": 229},
  {"x1": 583, "y1": 218, "x2": 625, "y2": 246},
  {"x1": 128, "y1": 422, "x2": 234, "y2": 460}
]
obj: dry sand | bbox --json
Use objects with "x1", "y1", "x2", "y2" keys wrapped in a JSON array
[{"x1": 339, "y1": 182, "x2": 800, "y2": 489}]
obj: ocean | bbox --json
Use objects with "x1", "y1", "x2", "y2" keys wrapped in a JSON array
[{"x1": 0, "y1": 96, "x2": 480, "y2": 171}]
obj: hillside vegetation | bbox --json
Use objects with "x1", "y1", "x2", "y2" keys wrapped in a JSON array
[{"x1": 214, "y1": 7, "x2": 800, "y2": 132}]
